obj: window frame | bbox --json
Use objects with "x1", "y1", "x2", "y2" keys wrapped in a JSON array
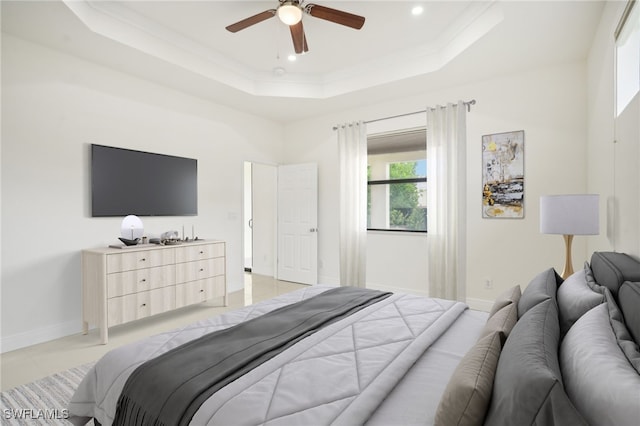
[
  {"x1": 615, "y1": 0, "x2": 640, "y2": 117},
  {"x1": 367, "y1": 167, "x2": 428, "y2": 234}
]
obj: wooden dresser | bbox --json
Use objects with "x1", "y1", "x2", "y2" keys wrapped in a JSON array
[{"x1": 81, "y1": 240, "x2": 227, "y2": 344}]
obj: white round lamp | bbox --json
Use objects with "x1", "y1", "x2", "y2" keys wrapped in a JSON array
[{"x1": 120, "y1": 215, "x2": 144, "y2": 244}]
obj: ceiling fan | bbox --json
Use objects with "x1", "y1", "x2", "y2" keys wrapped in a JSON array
[{"x1": 225, "y1": 0, "x2": 365, "y2": 54}]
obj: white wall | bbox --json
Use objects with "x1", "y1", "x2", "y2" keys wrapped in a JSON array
[
  {"x1": 1, "y1": 35, "x2": 284, "y2": 351},
  {"x1": 587, "y1": 1, "x2": 639, "y2": 259},
  {"x1": 367, "y1": 232, "x2": 428, "y2": 296},
  {"x1": 283, "y1": 60, "x2": 591, "y2": 308}
]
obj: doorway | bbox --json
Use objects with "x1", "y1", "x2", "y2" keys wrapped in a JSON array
[
  {"x1": 243, "y1": 161, "x2": 319, "y2": 286},
  {"x1": 243, "y1": 161, "x2": 278, "y2": 277},
  {"x1": 243, "y1": 162, "x2": 253, "y2": 272}
]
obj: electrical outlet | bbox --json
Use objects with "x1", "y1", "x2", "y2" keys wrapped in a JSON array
[{"x1": 484, "y1": 278, "x2": 493, "y2": 289}]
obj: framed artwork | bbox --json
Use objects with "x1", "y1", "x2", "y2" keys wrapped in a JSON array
[{"x1": 482, "y1": 130, "x2": 524, "y2": 218}]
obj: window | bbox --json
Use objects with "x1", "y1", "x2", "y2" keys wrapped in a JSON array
[
  {"x1": 367, "y1": 129, "x2": 427, "y2": 232},
  {"x1": 616, "y1": 1, "x2": 640, "y2": 116}
]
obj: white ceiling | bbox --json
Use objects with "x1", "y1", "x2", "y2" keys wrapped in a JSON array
[{"x1": 1, "y1": 1, "x2": 605, "y2": 123}]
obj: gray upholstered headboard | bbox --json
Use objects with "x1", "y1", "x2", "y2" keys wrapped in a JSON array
[
  {"x1": 589, "y1": 251, "x2": 640, "y2": 297},
  {"x1": 589, "y1": 251, "x2": 640, "y2": 343}
]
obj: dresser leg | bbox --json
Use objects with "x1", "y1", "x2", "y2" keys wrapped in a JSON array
[
  {"x1": 100, "y1": 327, "x2": 108, "y2": 345},
  {"x1": 82, "y1": 321, "x2": 89, "y2": 335}
]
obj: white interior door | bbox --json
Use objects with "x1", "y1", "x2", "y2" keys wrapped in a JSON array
[{"x1": 277, "y1": 163, "x2": 318, "y2": 285}]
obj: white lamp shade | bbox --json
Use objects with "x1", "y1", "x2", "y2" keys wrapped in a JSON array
[
  {"x1": 540, "y1": 194, "x2": 599, "y2": 235},
  {"x1": 121, "y1": 215, "x2": 144, "y2": 240},
  {"x1": 277, "y1": 3, "x2": 302, "y2": 25}
]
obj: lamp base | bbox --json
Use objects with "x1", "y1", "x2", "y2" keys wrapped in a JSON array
[{"x1": 561, "y1": 234, "x2": 574, "y2": 279}]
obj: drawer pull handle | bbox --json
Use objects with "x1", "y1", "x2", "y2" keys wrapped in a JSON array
[
  {"x1": 200, "y1": 289, "x2": 204, "y2": 293},
  {"x1": 141, "y1": 279, "x2": 146, "y2": 283},
  {"x1": 199, "y1": 251, "x2": 204, "y2": 254},
  {"x1": 141, "y1": 303, "x2": 147, "y2": 307},
  {"x1": 200, "y1": 268, "x2": 204, "y2": 272},
  {"x1": 141, "y1": 258, "x2": 146, "y2": 262}
]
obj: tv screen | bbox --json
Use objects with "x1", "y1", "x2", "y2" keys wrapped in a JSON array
[{"x1": 91, "y1": 144, "x2": 197, "y2": 217}]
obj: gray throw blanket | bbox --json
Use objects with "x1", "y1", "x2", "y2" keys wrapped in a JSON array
[{"x1": 112, "y1": 287, "x2": 391, "y2": 426}]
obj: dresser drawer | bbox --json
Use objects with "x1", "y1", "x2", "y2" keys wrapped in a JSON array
[
  {"x1": 107, "y1": 287, "x2": 175, "y2": 326},
  {"x1": 176, "y1": 257, "x2": 225, "y2": 283},
  {"x1": 175, "y1": 276, "x2": 225, "y2": 308},
  {"x1": 175, "y1": 243, "x2": 224, "y2": 263},
  {"x1": 107, "y1": 265, "x2": 176, "y2": 298},
  {"x1": 107, "y1": 248, "x2": 176, "y2": 273}
]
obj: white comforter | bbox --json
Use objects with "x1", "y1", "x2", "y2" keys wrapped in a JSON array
[{"x1": 69, "y1": 286, "x2": 467, "y2": 425}]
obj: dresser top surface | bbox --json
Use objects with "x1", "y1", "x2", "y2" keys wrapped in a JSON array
[{"x1": 84, "y1": 239, "x2": 224, "y2": 254}]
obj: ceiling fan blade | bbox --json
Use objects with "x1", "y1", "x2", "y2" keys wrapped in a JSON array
[
  {"x1": 289, "y1": 21, "x2": 309, "y2": 54},
  {"x1": 305, "y1": 4, "x2": 365, "y2": 30},
  {"x1": 226, "y1": 9, "x2": 276, "y2": 33}
]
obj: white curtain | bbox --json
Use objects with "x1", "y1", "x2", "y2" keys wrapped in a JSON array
[
  {"x1": 337, "y1": 121, "x2": 368, "y2": 287},
  {"x1": 426, "y1": 102, "x2": 467, "y2": 301}
]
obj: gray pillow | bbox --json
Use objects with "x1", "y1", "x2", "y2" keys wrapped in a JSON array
[
  {"x1": 584, "y1": 261, "x2": 601, "y2": 292},
  {"x1": 619, "y1": 281, "x2": 640, "y2": 344},
  {"x1": 488, "y1": 285, "x2": 521, "y2": 318},
  {"x1": 479, "y1": 302, "x2": 517, "y2": 343},
  {"x1": 517, "y1": 268, "x2": 562, "y2": 319},
  {"x1": 557, "y1": 268, "x2": 604, "y2": 336},
  {"x1": 560, "y1": 301, "x2": 640, "y2": 426},
  {"x1": 434, "y1": 331, "x2": 502, "y2": 426},
  {"x1": 484, "y1": 298, "x2": 586, "y2": 426},
  {"x1": 604, "y1": 289, "x2": 640, "y2": 373}
]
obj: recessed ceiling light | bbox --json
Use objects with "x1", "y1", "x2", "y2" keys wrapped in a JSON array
[
  {"x1": 411, "y1": 5, "x2": 424, "y2": 16},
  {"x1": 288, "y1": 54, "x2": 297, "y2": 62}
]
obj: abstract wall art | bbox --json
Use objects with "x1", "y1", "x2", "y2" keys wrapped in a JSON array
[{"x1": 482, "y1": 130, "x2": 524, "y2": 218}]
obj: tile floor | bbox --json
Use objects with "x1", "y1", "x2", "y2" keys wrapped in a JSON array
[{"x1": 0, "y1": 274, "x2": 307, "y2": 391}]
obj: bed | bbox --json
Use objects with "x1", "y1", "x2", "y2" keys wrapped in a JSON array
[{"x1": 68, "y1": 251, "x2": 640, "y2": 426}]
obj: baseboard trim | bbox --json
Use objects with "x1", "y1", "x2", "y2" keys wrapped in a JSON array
[
  {"x1": 318, "y1": 275, "x2": 340, "y2": 286},
  {"x1": 366, "y1": 282, "x2": 429, "y2": 298},
  {"x1": 365, "y1": 285, "x2": 493, "y2": 313},
  {"x1": 1, "y1": 320, "x2": 81, "y2": 354},
  {"x1": 466, "y1": 297, "x2": 493, "y2": 312}
]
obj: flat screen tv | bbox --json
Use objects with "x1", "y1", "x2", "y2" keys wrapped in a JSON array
[{"x1": 91, "y1": 144, "x2": 197, "y2": 217}]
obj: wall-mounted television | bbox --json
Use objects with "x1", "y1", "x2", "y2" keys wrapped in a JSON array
[{"x1": 91, "y1": 144, "x2": 197, "y2": 217}]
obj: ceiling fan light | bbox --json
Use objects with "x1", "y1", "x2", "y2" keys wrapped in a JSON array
[{"x1": 278, "y1": 3, "x2": 302, "y2": 25}]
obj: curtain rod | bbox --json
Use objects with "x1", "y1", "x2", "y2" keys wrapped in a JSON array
[{"x1": 333, "y1": 99, "x2": 476, "y2": 130}]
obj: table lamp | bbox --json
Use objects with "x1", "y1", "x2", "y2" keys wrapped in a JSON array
[{"x1": 540, "y1": 194, "x2": 599, "y2": 279}]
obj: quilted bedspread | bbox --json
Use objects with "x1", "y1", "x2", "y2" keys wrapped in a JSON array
[{"x1": 68, "y1": 286, "x2": 467, "y2": 425}]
